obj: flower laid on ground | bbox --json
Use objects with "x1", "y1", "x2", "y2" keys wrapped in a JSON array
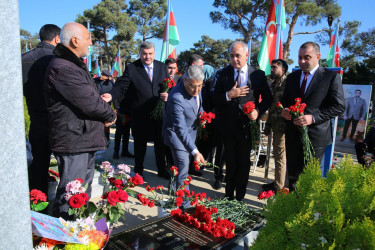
[
  {"x1": 197, "y1": 111, "x2": 215, "y2": 140},
  {"x1": 242, "y1": 101, "x2": 259, "y2": 149},
  {"x1": 99, "y1": 161, "x2": 114, "y2": 182},
  {"x1": 171, "y1": 204, "x2": 236, "y2": 239},
  {"x1": 150, "y1": 78, "x2": 176, "y2": 119},
  {"x1": 64, "y1": 179, "x2": 89, "y2": 219},
  {"x1": 137, "y1": 166, "x2": 210, "y2": 211},
  {"x1": 276, "y1": 98, "x2": 314, "y2": 164},
  {"x1": 192, "y1": 160, "x2": 217, "y2": 171},
  {"x1": 48, "y1": 169, "x2": 60, "y2": 182},
  {"x1": 29, "y1": 189, "x2": 48, "y2": 212}
]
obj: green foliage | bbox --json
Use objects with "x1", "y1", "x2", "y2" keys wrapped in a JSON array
[
  {"x1": 20, "y1": 28, "x2": 39, "y2": 52},
  {"x1": 251, "y1": 156, "x2": 375, "y2": 249},
  {"x1": 31, "y1": 202, "x2": 49, "y2": 212},
  {"x1": 23, "y1": 97, "x2": 30, "y2": 138},
  {"x1": 127, "y1": 0, "x2": 167, "y2": 41}
]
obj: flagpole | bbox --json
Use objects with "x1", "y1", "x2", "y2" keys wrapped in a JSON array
[
  {"x1": 247, "y1": 38, "x2": 251, "y2": 64},
  {"x1": 165, "y1": 0, "x2": 171, "y2": 60},
  {"x1": 275, "y1": 0, "x2": 283, "y2": 59}
]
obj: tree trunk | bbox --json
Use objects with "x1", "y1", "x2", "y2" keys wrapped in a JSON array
[
  {"x1": 283, "y1": 13, "x2": 299, "y2": 60},
  {"x1": 102, "y1": 27, "x2": 112, "y2": 67}
]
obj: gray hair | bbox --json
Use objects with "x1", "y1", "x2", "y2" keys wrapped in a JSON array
[
  {"x1": 139, "y1": 41, "x2": 155, "y2": 53},
  {"x1": 185, "y1": 65, "x2": 204, "y2": 83},
  {"x1": 230, "y1": 41, "x2": 249, "y2": 53},
  {"x1": 60, "y1": 23, "x2": 82, "y2": 46}
]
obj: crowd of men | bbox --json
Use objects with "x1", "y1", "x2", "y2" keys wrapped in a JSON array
[{"x1": 23, "y1": 22, "x2": 350, "y2": 219}]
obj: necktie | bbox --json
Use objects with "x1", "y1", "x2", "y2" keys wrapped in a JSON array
[
  {"x1": 147, "y1": 66, "x2": 153, "y2": 81},
  {"x1": 194, "y1": 96, "x2": 199, "y2": 112},
  {"x1": 300, "y1": 72, "x2": 309, "y2": 97},
  {"x1": 236, "y1": 69, "x2": 241, "y2": 88}
]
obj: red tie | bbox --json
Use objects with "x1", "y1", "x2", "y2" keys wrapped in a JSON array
[{"x1": 300, "y1": 72, "x2": 309, "y2": 97}]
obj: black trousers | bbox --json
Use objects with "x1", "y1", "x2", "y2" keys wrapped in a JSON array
[
  {"x1": 28, "y1": 115, "x2": 51, "y2": 197},
  {"x1": 114, "y1": 114, "x2": 131, "y2": 153},
  {"x1": 133, "y1": 119, "x2": 167, "y2": 176},
  {"x1": 343, "y1": 118, "x2": 359, "y2": 139},
  {"x1": 222, "y1": 125, "x2": 252, "y2": 201},
  {"x1": 52, "y1": 152, "x2": 96, "y2": 220},
  {"x1": 355, "y1": 142, "x2": 375, "y2": 165}
]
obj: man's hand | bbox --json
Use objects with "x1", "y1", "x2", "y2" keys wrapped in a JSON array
[
  {"x1": 227, "y1": 82, "x2": 249, "y2": 99},
  {"x1": 247, "y1": 109, "x2": 258, "y2": 121},
  {"x1": 194, "y1": 152, "x2": 206, "y2": 164},
  {"x1": 160, "y1": 92, "x2": 168, "y2": 102},
  {"x1": 105, "y1": 110, "x2": 117, "y2": 127},
  {"x1": 281, "y1": 109, "x2": 292, "y2": 120},
  {"x1": 101, "y1": 93, "x2": 112, "y2": 103},
  {"x1": 293, "y1": 114, "x2": 313, "y2": 127}
]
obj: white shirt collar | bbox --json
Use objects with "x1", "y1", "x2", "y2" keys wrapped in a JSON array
[
  {"x1": 143, "y1": 62, "x2": 154, "y2": 70},
  {"x1": 305, "y1": 64, "x2": 319, "y2": 76}
]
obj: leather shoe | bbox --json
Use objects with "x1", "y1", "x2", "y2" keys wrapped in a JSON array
[
  {"x1": 213, "y1": 180, "x2": 222, "y2": 190},
  {"x1": 188, "y1": 169, "x2": 203, "y2": 176},
  {"x1": 158, "y1": 172, "x2": 170, "y2": 180},
  {"x1": 262, "y1": 181, "x2": 275, "y2": 191},
  {"x1": 113, "y1": 151, "x2": 119, "y2": 159},
  {"x1": 121, "y1": 151, "x2": 134, "y2": 158}
]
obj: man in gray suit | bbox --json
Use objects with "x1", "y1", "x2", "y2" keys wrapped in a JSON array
[
  {"x1": 341, "y1": 89, "x2": 367, "y2": 141},
  {"x1": 163, "y1": 65, "x2": 205, "y2": 195}
]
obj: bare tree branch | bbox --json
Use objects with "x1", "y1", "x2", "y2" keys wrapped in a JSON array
[{"x1": 294, "y1": 29, "x2": 329, "y2": 35}]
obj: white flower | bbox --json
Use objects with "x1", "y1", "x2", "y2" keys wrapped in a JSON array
[
  {"x1": 64, "y1": 193, "x2": 72, "y2": 201},
  {"x1": 118, "y1": 164, "x2": 131, "y2": 174},
  {"x1": 79, "y1": 235, "x2": 90, "y2": 245},
  {"x1": 65, "y1": 220, "x2": 79, "y2": 236},
  {"x1": 34, "y1": 244, "x2": 49, "y2": 250},
  {"x1": 314, "y1": 212, "x2": 320, "y2": 221},
  {"x1": 66, "y1": 180, "x2": 82, "y2": 194},
  {"x1": 319, "y1": 236, "x2": 328, "y2": 244}
]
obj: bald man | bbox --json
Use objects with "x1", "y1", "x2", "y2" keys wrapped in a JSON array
[{"x1": 45, "y1": 23, "x2": 116, "y2": 219}]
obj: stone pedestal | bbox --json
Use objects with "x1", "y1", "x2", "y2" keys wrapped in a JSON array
[{"x1": 0, "y1": 0, "x2": 33, "y2": 249}]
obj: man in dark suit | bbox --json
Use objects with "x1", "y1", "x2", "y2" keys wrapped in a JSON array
[
  {"x1": 165, "y1": 57, "x2": 180, "y2": 83},
  {"x1": 211, "y1": 41, "x2": 272, "y2": 201},
  {"x1": 281, "y1": 41, "x2": 345, "y2": 191},
  {"x1": 103, "y1": 41, "x2": 169, "y2": 179},
  {"x1": 22, "y1": 24, "x2": 61, "y2": 197},
  {"x1": 342, "y1": 89, "x2": 367, "y2": 141},
  {"x1": 163, "y1": 65, "x2": 205, "y2": 197}
]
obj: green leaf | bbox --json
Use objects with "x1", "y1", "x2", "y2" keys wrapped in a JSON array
[
  {"x1": 68, "y1": 208, "x2": 75, "y2": 216},
  {"x1": 87, "y1": 201, "x2": 97, "y2": 214},
  {"x1": 33, "y1": 202, "x2": 49, "y2": 212},
  {"x1": 127, "y1": 189, "x2": 137, "y2": 198}
]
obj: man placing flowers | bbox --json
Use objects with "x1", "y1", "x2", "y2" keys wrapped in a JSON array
[
  {"x1": 281, "y1": 42, "x2": 345, "y2": 191},
  {"x1": 162, "y1": 65, "x2": 206, "y2": 207}
]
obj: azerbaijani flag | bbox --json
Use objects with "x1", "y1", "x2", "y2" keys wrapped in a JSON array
[
  {"x1": 160, "y1": 2, "x2": 180, "y2": 62},
  {"x1": 111, "y1": 50, "x2": 122, "y2": 78},
  {"x1": 326, "y1": 24, "x2": 340, "y2": 67},
  {"x1": 93, "y1": 59, "x2": 101, "y2": 78},
  {"x1": 257, "y1": 0, "x2": 286, "y2": 75}
]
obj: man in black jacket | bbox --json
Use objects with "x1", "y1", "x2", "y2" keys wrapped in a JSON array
[
  {"x1": 281, "y1": 42, "x2": 345, "y2": 191},
  {"x1": 45, "y1": 23, "x2": 116, "y2": 219},
  {"x1": 103, "y1": 41, "x2": 170, "y2": 179},
  {"x1": 22, "y1": 24, "x2": 61, "y2": 197},
  {"x1": 211, "y1": 41, "x2": 272, "y2": 201}
]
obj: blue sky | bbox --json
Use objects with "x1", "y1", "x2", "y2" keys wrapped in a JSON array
[{"x1": 18, "y1": 0, "x2": 374, "y2": 69}]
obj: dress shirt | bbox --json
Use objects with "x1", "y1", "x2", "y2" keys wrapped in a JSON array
[
  {"x1": 299, "y1": 64, "x2": 319, "y2": 91},
  {"x1": 226, "y1": 64, "x2": 248, "y2": 101},
  {"x1": 143, "y1": 62, "x2": 154, "y2": 80}
]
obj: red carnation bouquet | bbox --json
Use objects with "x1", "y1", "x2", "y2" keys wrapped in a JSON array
[
  {"x1": 150, "y1": 78, "x2": 176, "y2": 119},
  {"x1": 197, "y1": 111, "x2": 216, "y2": 141},
  {"x1": 29, "y1": 189, "x2": 48, "y2": 212},
  {"x1": 242, "y1": 101, "x2": 259, "y2": 149},
  {"x1": 276, "y1": 98, "x2": 314, "y2": 163}
]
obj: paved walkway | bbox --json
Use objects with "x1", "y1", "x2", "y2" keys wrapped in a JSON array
[{"x1": 94, "y1": 128, "x2": 276, "y2": 234}]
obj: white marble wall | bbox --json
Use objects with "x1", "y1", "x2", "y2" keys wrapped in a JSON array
[{"x1": 0, "y1": 0, "x2": 32, "y2": 249}]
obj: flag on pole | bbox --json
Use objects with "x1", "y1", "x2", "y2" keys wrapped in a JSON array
[
  {"x1": 111, "y1": 50, "x2": 122, "y2": 78},
  {"x1": 160, "y1": 4, "x2": 180, "y2": 62},
  {"x1": 247, "y1": 39, "x2": 251, "y2": 64},
  {"x1": 84, "y1": 22, "x2": 92, "y2": 71},
  {"x1": 327, "y1": 23, "x2": 340, "y2": 67},
  {"x1": 93, "y1": 59, "x2": 101, "y2": 78},
  {"x1": 258, "y1": 0, "x2": 286, "y2": 75},
  {"x1": 25, "y1": 42, "x2": 30, "y2": 52}
]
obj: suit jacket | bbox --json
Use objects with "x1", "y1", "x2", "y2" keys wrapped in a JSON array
[
  {"x1": 281, "y1": 66, "x2": 345, "y2": 147},
  {"x1": 163, "y1": 81, "x2": 203, "y2": 153},
  {"x1": 110, "y1": 59, "x2": 168, "y2": 134},
  {"x1": 210, "y1": 64, "x2": 272, "y2": 135},
  {"x1": 344, "y1": 96, "x2": 366, "y2": 120}
]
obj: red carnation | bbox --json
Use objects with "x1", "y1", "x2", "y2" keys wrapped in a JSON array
[
  {"x1": 276, "y1": 102, "x2": 283, "y2": 109},
  {"x1": 257, "y1": 191, "x2": 267, "y2": 200},
  {"x1": 295, "y1": 97, "x2": 301, "y2": 103},
  {"x1": 156, "y1": 185, "x2": 164, "y2": 191},
  {"x1": 170, "y1": 166, "x2": 179, "y2": 176},
  {"x1": 29, "y1": 189, "x2": 47, "y2": 204},
  {"x1": 243, "y1": 101, "x2": 255, "y2": 114},
  {"x1": 69, "y1": 194, "x2": 86, "y2": 208},
  {"x1": 148, "y1": 200, "x2": 155, "y2": 208},
  {"x1": 107, "y1": 191, "x2": 119, "y2": 206},
  {"x1": 193, "y1": 161, "x2": 200, "y2": 171},
  {"x1": 80, "y1": 193, "x2": 89, "y2": 202},
  {"x1": 117, "y1": 189, "x2": 128, "y2": 203},
  {"x1": 176, "y1": 190, "x2": 185, "y2": 197},
  {"x1": 175, "y1": 196, "x2": 183, "y2": 207},
  {"x1": 129, "y1": 173, "x2": 144, "y2": 186},
  {"x1": 171, "y1": 208, "x2": 182, "y2": 216}
]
